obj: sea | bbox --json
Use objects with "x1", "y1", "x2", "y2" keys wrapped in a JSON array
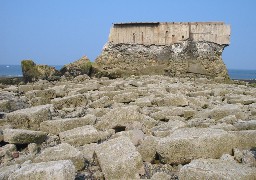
[{"x1": 0, "y1": 65, "x2": 255, "y2": 80}]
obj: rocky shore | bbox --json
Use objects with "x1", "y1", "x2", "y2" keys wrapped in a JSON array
[{"x1": 0, "y1": 74, "x2": 256, "y2": 179}]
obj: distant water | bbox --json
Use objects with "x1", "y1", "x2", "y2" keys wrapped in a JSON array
[
  {"x1": 0, "y1": 65, "x2": 62, "y2": 77},
  {"x1": 0, "y1": 65, "x2": 255, "y2": 80},
  {"x1": 228, "y1": 69, "x2": 256, "y2": 80}
]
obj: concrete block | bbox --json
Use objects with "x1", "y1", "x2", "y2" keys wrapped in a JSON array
[
  {"x1": 40, "y1": 114, "x2": 96, "y2": 135},
  {"x1": 34, "y1": 143, "x2": 84, "y2": 170},
  {"x1": 96, "y1": 106, "x2": 145, "y2": 131},
  {"x1": 0, "y1": 164, "x2": 20, "y2": 180},
  {"x1": 95, "y1": 136, "x2": 144, "y2": 179},
  {"x1": 3, "y1": 129, "x2": 47, "y2": 144},
  {"x1": 179, "y1": 159, "x2": 256, "y2": 180},
  {"x1": 5, "y1": 104, "x2": 51, "y2": 130},
  {"x1": 9, "y1": 160, "x2": 76, "y2": 180},
  {"x1": 51, "y1": 94, "x2": 87, "y2": 110},
  {"x1": 157, "y1": 128, "x2": 237, "y2": 164},
  {"x1": 89, "y1": 96, "x2": 113, "y2": 108},
  {"x1": 59, "y1": 125, "x2": 100, "y2": 146}
]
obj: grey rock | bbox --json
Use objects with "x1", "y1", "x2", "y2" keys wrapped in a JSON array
[
  {"x1": 96, "y1": 106, "x2": 146, "y2": 131},
  {"x1": 40, "y1": 114, "x2": 96, "y2": 135},
  {"x1": 152, "y1": 94, "x2": 188, "y2": 107},
  {"x1": 9, "y1": 160, "x2": 76, "y2": 180},
  {"x1": 95, "y1": 136, "x2": 144, "y2": 179},
  {"x1": 5, "y1": 104, "x2": 51, "y2": 130},
  {"x1": 113, "y1": 92, "x2": 139, "y2": 103},
  {"x1": 89, "y1": 96, "x2": 113, "y2": 108},
  {"x1": 234, "y1": 120, "x2": 256, "y2": 130},
  {"x1": 80, "y1": 143, "x2": 98, "y2": 163},
  {"x1": 51, "y1": 94, "x2": 88, "y2": 110},
  {"x1": 151, "y1": 172, "x2": 171, "y2": 180},
  {"x1": 179, "y1": 158, "x2": 256, "y2": 180},
  {"x1": 112, "y1": 129, "x2": 145, "y2": 146},
  {"x1": 59, "y1": 125, "x2": 100, "y2": 146},
  {"x1": 157, "y1": 128, "x2": 237, "y2": 164},
  {"x1": 34, "y1": 143, "x2": 84, "y2": 170},
  {"x1": 3, "y1": 129, "x2": 47, "y2": 144},
  {"x1": 0, "y1": 164, "x2": 21, "y2": 180},
  {"x1": 137, "y1": 135, "x2": 158, "y2": 162}
]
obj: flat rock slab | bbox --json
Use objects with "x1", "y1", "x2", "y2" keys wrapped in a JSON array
[
  {"x1": 34, "y1": 143, "x2": 84, "y2": 170},
  {"x1": 0, "y1": 164, "x2": 20, "y2": 180},
  {"x1": 95, "y1": 136, "x2": 144, "y2": 179},
  {"x1": 5, "y1": 104, "x2": 51, "y2": 130},
  {"x1": 157, "y1": 128, "x2": 236, "y2": 164},
  {"x1": 40, "y1": 114, "x2": 96, "y2": 135},
  {"x1": 3, "y1": 128, "x2": 47, "y2": 144},
  {"x1": 96, "y1": 106, "x2": 145, "y2": 131},
  {"x1": 179, "y1": 159, "x2": 256, "y2": 180},
  {"x1": 51, "y1": 94, "x2": 87, "y2": 110},
  {"x1": 8, "y1": 160, "x2": 76, "y2": 180},
  {"x1": 59, "y1": 125, "x2": 100, "y2": 146}
]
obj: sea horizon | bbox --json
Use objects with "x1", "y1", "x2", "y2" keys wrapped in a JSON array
[{"x1": 0, "y1": 64, "x2": 255, "y2": 80}]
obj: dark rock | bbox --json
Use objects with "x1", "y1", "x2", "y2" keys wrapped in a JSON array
[
  {"x1": 21, "y1": 60, "x2": 60, "y2": 83},
  {"x1": 60, "y1": 56, "x2": 92, "y2": 78}
]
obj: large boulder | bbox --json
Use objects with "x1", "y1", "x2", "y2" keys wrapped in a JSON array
[
  {"x1": 21, "y1": 60, "x2": 60, "y2": 83},
  {"x1": 34, "y1": 143, "x2": 84, "y2": 170},
  {"x1": 179, "y1": 159, "x2": 256, "y2": 180},
  {"x1": 59, "y1": 125, "x2": 101, "y2": 146},
  {"x1": 95, "y1": 136, "x2": 144, "y2": 179},
  {"x1": 8, "y1": 160, "x2": 76, "y2": 180},
  {"x1": 51, "y1": 94, "x2": 87, "y2": 110},
  {"x1": 60, "y1": 56, "x2": 92, "y2": 78},
  {"x1": 95, "y1": 106, "x2": 146, "y2": 131},
  {"x1": 40, "y1": 114, "x2": 96, "y2": 135},
  {"x1": 95, "y1": 41, "x2": 230, "y2": 79},
  {"x1": 157, "y1": 128, "x2": 237, "y2": 164},
  {"x1": 5, "y1": 104, "x2": 52, "y2": 130},
  {"x1": 0, "y1": 164, "x2": 20, "y2": 180},
  {"x1": 3, "y1": 129, "x2": 47, "y2": 144}
]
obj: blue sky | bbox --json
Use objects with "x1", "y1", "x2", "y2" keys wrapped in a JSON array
[{"x1": 0, "y1": 0, "x2": 256, "y2": 69}]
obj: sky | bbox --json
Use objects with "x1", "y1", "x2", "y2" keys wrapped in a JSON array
[{"x1": 0, "y1": 0, "x2": 256, "y2": 70}]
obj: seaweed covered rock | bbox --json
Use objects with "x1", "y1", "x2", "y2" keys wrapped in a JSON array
[
  {"x1": 21, "y1": 60, "x2": 60, "y2": 82},
  {"x1": 60, "y1": 56, "x2": 92, "y2": 78}
]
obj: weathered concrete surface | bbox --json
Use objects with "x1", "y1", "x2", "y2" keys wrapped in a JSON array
[
  {"x1": 157, "y1": 128, "x2": 236, "y2": 164},
  {"x1": 5, "y1": 104, "x2": 51, "y2": 130},
  {"x1": 95, "y1": 41, "x2": 229, "y2": 79},
  {"x1": 59, "y1": 125, "x2": 100, "y2": 146},
  {"x1": 231, "y1": 130, "x2": 256, "y2": 149},
  {"x1": 8, "y1": 160, "x2": 76, "y2": 180},
  {"x1": 2, "y1": 74, "x2": 256, "y2": 179},
  {"x1": 0, "y1": 164, "x2": 20, "y2": 180},
  {"x1": 3, "y1": 129, "x2": 47, "y2": 144},
  {"x1": 51, "y1": 94, "x2": 88, "y2": 110},
  {"x1": 95, "y1": 106, "x2": 146, "y2": 130},
  {"x1": 109, "y1": 22, "x2": 230, "y2": 45},
  {"x1": 151, "y1": 172, "x2": 172, "y2": 180},
  {"x1": 137, "y1": 135, "x2": 158, "y2": 162},
  {"x1": 179, "y1": 159, "x2": 256, "y2": 180},
  {"x1": 40, "y1": 114, "x2": 96, "y2": 135},
  {"x1": 112, "y1": 129, "x2": 145, "y2": 146},
  {"x1": 34, "y1": 143, "x2": 84, "y2": 170},
  {"x1": 80, "y1": 143, "x2": 98, "y2": 163},
  {"x1": 95, "y1": 136, "x2": 144, "y2": 179}
]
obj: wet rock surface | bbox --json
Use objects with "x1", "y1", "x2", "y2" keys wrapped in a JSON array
[{"x1": 0, "y1": 75, "x2": 256, "y2": 179}]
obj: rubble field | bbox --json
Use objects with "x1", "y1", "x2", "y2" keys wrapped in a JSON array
[{"x1": 0, "y1": 75, "x2": 256, "y2": 179}]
